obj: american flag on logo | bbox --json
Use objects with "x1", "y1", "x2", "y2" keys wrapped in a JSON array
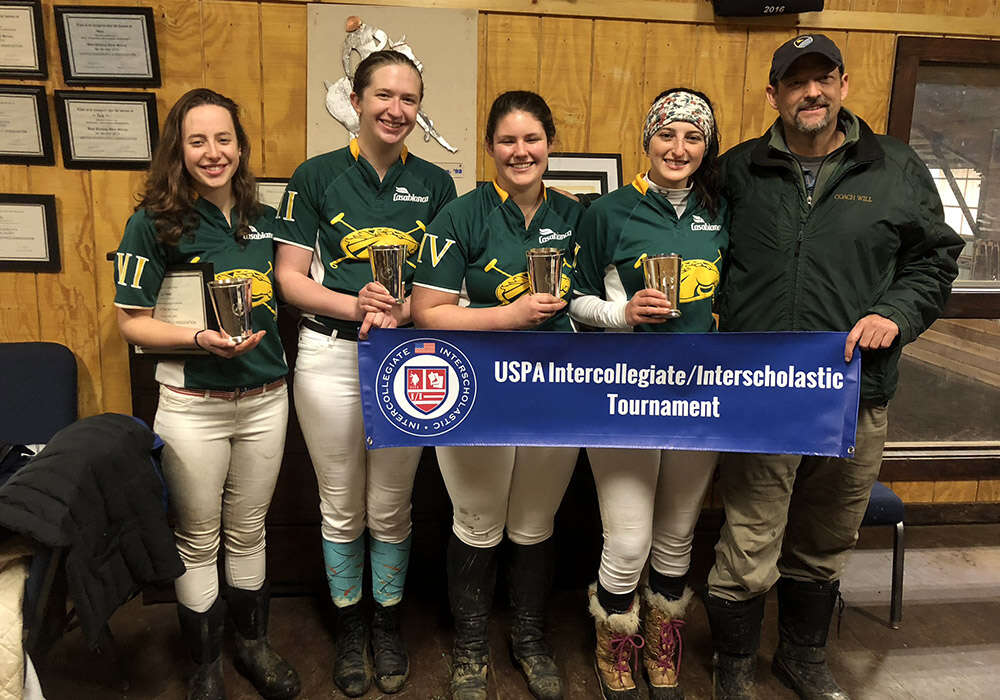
[{"x1": 415, "y1": 342, "x2": 435, "y2": 354}]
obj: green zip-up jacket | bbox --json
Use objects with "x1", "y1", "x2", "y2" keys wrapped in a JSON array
[{"x1": 719, "y1": 109, "x2": 963, "y2": 404}]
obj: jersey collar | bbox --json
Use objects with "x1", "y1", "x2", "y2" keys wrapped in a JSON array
[
  {"x1": 631, "y1": 172, "x2": 649, "y2": 195},
  {"x1": 349, "y1": 137, "x2": 409, "y2": 163},
  {"x1": 491, "y1": 180, "x2": 547, "y2": 203}
]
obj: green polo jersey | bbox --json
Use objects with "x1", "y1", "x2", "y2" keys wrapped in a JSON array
[
  {"x1": 114, "y1": 198, "x2": 287, "y2": 390},
  {"x1": 273, "y1": 138, "x2": 457, "y2": 330},
  {"x1": 573, "y1": 174, "x2": 729, "y2": 333},
  {"x1": 413, "y1": 181, "x2": 583, "y2": 331}
]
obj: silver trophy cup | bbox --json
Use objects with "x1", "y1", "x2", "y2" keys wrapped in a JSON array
[
  {"x1": 369, "y1": 244, "x2": 408, "y2": 304},
  {"x1": 526, "y1": 247, "x2": 563, "y2": 297},
  {"x1": 642, "y1": 254, "x2": 683, "y2": 318},
  {"x1": 207, "y1": 277, "x2": 253, "y2": 343}
]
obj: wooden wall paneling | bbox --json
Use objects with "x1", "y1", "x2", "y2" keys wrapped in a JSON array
[
  {"x1": 538, "y1": 17, "x2": 594, "y2": 152},
  {"x1": 851, "y1": 0, "x2": 900, "y2": 10},
  {"x1": 589, "y1": 19, "x2": 646, "y2": 181},
  {"x1": 738, "y1": 28, "x2": 796, "y2": 144},
  {"x1": 31, "y1": 167, "x2": 103, "y2": 416},
  {"x1": 899, "y1": 0, "x2": 950, "y2": 13},
  {"x1": 36, "y1": 0, "x2": 100, "y2": 415},
  {"x1": 976, "y1": 479, "x2": 1000, "y2": 501},
  {"x1": 641, "y1": 22, "x2": 700, "y2": 175},
  {"x1": 843, "y1": 32, "x2": 896, "y2": 133},
  {"x1": 691, "y1": 24, "x2": 748, "y2": 155},
  {"x1": 483, "y1": 14, "x2": 541, "y2": 183},
  {"x1": 933, "y1": 479, "x2": 980, "y2": 502},
  {"x1": 91, "y1": 171, "x2": 145, "y2": 414},
  {"x1": 476, "y1": 14, "x2": 488, "y2": 181},
  {"x1": 203, "y1": 1, "x2": 264, "y2": 174},
  {"x1": 485, "y1": 14, "x2": 541, "y2": 101},
  {"x1": 260, "y1": 2, "x2": 307, "y2": 177},
  {"x1": 825, "y1": 0, "x2": 854, "y2": 10},
  {"x1": 0, "y1": 166, "x2": 39, "y2": 341},
  {"x1": 150, "y1": 0, "x2": 206, "y2": 120},
  {"x1": 889, "y1": 480, "x2": 935, "y2": 502},
  {"x1": 261, "y1": 1, "x2": 1000, "y2": 37},
  {"x1": 952, "y1": 0, "x2": 995, "y2": 15}
]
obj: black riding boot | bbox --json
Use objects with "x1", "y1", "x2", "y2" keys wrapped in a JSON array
[
  {"x1": 508, "y1": 540, "x2": 563, "y2": 700},
  {"x1": 772, "y1": 578, "x2": 850, "y2": 700},
  {"x1": 333, "y1": 602, "x2": 372, "y2": 697},
  {"x1": 226, "y1": 582, "x2": 301, "y2": 700},
  {"x1": 447, "y1": 534, "x2": 498, "y2": 700},
  {"x1": 177, "y1": 598, "x2": 226, "y2": 700},
  {"x1": 704, "y1": 592, "x2": 765, "y2": 700},
  {"x1": 372, "y1": 601, "x2": 409, "y2": 693}
]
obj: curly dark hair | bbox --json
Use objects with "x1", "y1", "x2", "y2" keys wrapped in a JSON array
[
  {"x1": 648, "y1": 87, "x2": 722, "y2": 219},
  {"x1": 137, "y1": 88, "x2": 258, "y2": 246}
]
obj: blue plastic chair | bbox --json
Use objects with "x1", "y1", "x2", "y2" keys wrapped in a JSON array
[{"x1": 861, "y1": 481, "x2": 905, "y2": 628}]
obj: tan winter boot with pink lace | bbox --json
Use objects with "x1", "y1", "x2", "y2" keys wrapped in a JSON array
[
  {"x1": 587, "y1": 583, "x2": 644, "y2": 700},
  {"x1": 642, "y1": 586, "x2": 693, "y2": 700}
]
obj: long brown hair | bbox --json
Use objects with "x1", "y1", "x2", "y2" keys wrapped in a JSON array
[{"x1": 137, "y1": 88, "x2": 258, "y2": 246}]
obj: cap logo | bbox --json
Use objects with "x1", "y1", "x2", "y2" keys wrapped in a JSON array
[{"x1": 794, "y1": 36, "x2": 814, "y2": 49}]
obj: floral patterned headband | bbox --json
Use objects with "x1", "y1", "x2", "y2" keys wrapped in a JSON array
[{"x1": 642, "y1": 91, "x2": 715, "y2": 151}]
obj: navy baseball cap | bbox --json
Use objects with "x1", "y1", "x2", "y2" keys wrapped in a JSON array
[{"x1": 769, "y1": 34, "x2": 844, "y2": 85}]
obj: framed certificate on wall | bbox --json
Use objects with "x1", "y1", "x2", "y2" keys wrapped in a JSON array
[
  {"x1": 53, "y1": 5, "x2": 160, "y2": 87},
  {"x1": 54, "y1": 90, "x2": 158, "y2": 170},
  {"x1": 0, "y1": 193, "x2": 59, "y2": 272},
  {"x1": 0, "y1": 84, "x2": 54, "y2": 165},
  {"x1": 0, "y1": 1, "x2": 47, "y2": 80}
]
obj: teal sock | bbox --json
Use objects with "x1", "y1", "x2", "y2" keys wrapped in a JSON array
[
  {"x1": 323, "y1": 536, "x2": 364, "y2": 607},
  {"x1": 369, "y1": 534, "x2": 411, "y2": 606}
]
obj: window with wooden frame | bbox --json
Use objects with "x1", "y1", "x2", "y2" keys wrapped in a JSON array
[{"x1": 881, "y1": 37, "x2": 1000, "y2": 501}]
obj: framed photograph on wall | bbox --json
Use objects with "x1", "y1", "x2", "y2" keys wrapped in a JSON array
[
  {"x1": 543, "y1": 170, "x2": 609, "y2": 197},
  {"x1": 256, "y1": 177, "x2": 288, "y2": 213},
  {"x1": 0, "y1": 193, "x2": 59, "y2": 272},
  {"x1": 53, "y1": 5, "x2": 160, "y2": 87},
  {"x1": 54, "y1": 90, "x2": 158, "y2": 170},
  {"x1": 547, "y1": 153, "x2": 623, "y2": 194},
  {"x1": 0, "y1": 84, "x2": 54, "y2": 165},
  {"x1": 0, "y1": 1, "x2": 47, "y2": 80}
]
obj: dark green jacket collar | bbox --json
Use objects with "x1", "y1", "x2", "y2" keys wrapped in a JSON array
[{"x1": 750, "y1": 108, "x2": 883, "y2": 169}]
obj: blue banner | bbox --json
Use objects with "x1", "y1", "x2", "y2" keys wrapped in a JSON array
[{"x1": 358, "y1": 329, "x2": 859, "y2": 457}]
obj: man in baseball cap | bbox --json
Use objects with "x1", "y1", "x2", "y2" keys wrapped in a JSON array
[
  {"x1": 768, "y1": 33, "x2": 844, "y2": 85},
  {"x1": 704, "y1": 32, "x2": 962, "y2": 700}
]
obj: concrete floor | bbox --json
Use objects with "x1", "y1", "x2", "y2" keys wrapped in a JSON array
[{"x1": 34, "y1": 524, "x2": 1000, "y2": 699}]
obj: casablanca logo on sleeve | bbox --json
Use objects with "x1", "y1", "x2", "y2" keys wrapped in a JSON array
[{"x1": 376, "y1": 338, "x2": 477, "y2": 437}]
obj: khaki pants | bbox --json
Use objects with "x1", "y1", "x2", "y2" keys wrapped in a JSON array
[{"x1": 708, "y1": 403, "x2": 888, "y2": 601}]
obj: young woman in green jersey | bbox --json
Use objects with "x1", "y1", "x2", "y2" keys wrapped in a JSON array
[
  {"x1": 411, "y1": 91, "x2": 583, "y2": 700},
  {"x1": 273, "y1": 51, "x2": 456, "y2": 698},
  {"x1": 570, "y1": 88, "x2": 728, "y2": 700},
  {"x1": 114, "y1": 89, "x2": 299, "y2": 700}
]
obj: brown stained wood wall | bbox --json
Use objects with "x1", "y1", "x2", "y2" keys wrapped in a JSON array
[{"x1": 2, "y1": 0, "x2": 998, "y2": 505}]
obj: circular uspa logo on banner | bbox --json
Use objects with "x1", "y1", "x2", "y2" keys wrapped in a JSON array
[{"x1": 376, "y1": 338, "x2": 477, "y2": 437}]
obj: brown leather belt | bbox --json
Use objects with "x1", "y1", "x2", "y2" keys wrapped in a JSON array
[{"x1": 163, "y1": 377, "x2": 286, "y2": 400}]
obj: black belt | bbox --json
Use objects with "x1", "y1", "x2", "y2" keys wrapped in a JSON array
[{"x1": 300, "y1": 317, "x2": 359, "y2": 342}]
